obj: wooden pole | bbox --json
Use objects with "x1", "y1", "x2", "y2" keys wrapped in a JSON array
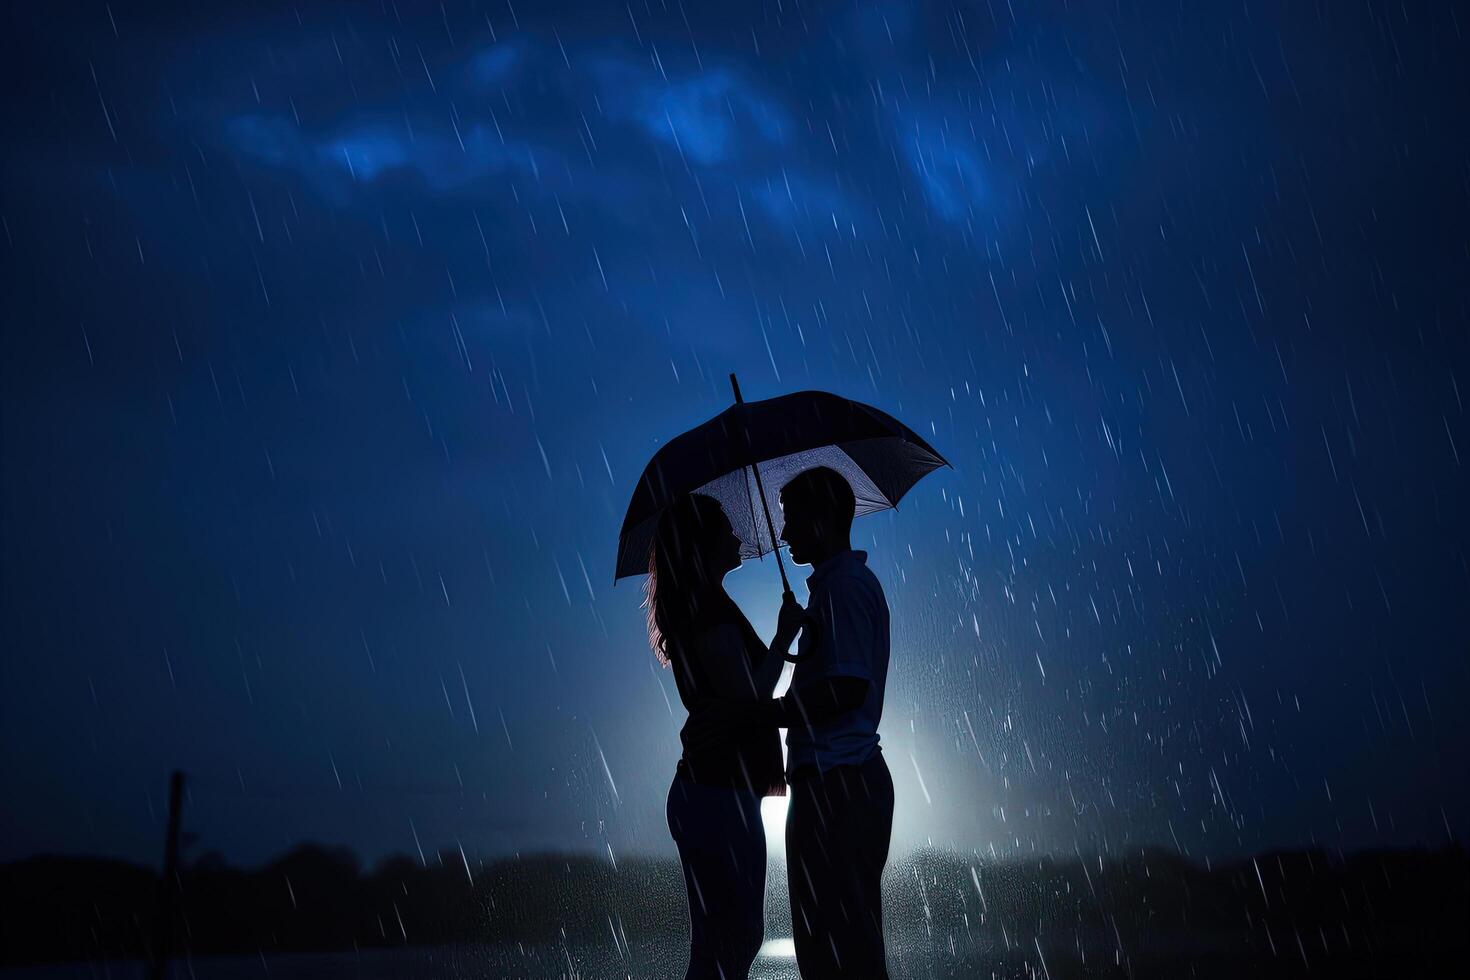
[
  {"x1": 729, "y1": 373, "x2": 791, "y2": 595},
  {"x1": 149, "y1": 770, "x2": 185, "y2": 980}
]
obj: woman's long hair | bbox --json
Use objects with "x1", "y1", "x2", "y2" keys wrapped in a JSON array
[{"x1": 643, "y1": 494, "x2": 731, "y2": 666}]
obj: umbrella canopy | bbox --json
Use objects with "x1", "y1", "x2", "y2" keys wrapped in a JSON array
[{"x1": 615, "y1": 387, "x2": 949, "y2": 582}]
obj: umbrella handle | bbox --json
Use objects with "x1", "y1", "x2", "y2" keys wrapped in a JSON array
[{"x1": 730, "y1": 373, "x2": 791, "y2": 594}]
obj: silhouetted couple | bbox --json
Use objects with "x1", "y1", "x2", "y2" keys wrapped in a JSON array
[{"x1": 642, "y1": 466, "x2": 894, "y2": 979}]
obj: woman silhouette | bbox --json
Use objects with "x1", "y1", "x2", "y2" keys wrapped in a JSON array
[{"x1": 643, "y1": 493, "x2": 804, "y2": 979}]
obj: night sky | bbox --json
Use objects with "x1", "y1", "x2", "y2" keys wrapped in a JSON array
[{"x1": 2, "y1": 1, "x2": 1466, "y2": 870}]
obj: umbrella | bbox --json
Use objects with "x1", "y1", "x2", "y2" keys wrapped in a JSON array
[{"x1": 614, "y1": 374, "x2": 950, "y2": 591}]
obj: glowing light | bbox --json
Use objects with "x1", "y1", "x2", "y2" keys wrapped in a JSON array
[
  {"x1": 760, "y1": 794, "x2": 789, "y2": 857},
  {"x1": 758, "y1": 937, "x2": 797, "y2": 959}
]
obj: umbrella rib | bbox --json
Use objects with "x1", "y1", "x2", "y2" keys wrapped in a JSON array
[{"x1": 742, "y1": 462, "x2": 763, "y2": 561}]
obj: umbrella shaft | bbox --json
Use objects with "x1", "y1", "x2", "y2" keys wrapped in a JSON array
[{"x1": 731, "y1": 373, "x2": 791, "y2": 594}]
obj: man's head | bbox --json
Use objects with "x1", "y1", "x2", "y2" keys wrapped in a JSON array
[{"x1": 778, "y1": 466, "x2": 856, "y2": 566}]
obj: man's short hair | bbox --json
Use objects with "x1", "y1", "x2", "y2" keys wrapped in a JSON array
[{"x1": 781, "y1": 466, "x2": 856, "y2": 531}]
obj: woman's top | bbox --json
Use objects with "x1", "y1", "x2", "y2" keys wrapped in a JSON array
[{"x1": 669, "y1": 606, "x2": 786, "y2": 797}]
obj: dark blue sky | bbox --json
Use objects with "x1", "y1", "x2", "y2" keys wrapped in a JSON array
[{"x1": 2, "y1": 0, "x2": 1466, "y2": 868}]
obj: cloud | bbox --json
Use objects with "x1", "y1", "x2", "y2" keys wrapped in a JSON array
[
  {"x1": 465, "y1": 40, "x2": 526, "y2": 86},
  {"x1": 896, "y1": 113, "x2": 989, "y2": 223},
  {"x1": 221, "y1": 39, "x2": 848, "y2": 256},
  {"x1": 226, "y1": 113, "x2": 548, "y2": 197},
  {"x1": 593, "y1": 59, "x2": 790, "y2": 166},
  {"x1": 748, "y1": 169, "x2": 864, "y2": 232},
  {"x1": 224, "y1": 43, "x2": 798, "y2": 204}
]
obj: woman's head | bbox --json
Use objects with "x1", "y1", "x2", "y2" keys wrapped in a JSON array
[{"x1": 642, "y1": 494, "x2": 742, "y2": 665}]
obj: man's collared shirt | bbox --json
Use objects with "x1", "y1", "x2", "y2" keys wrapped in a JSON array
[{"x1": 786, "y1": 549, "x2": 890, "y2": 774}]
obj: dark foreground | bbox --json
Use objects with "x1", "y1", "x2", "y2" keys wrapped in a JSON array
[{"x1": 3, "y1": 846, "x2": 1465, "y2": 978}]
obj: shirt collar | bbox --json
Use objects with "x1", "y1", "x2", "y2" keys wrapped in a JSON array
[{"x1": 805, "y1": 549, "x2": 867, "y2": 589}]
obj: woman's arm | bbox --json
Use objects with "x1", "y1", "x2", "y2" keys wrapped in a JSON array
[
  {"x1": 749, "y1": 637, "x2": 787, "y2": 699},
  {"x1": 757, "y1": 675, "x2": 869, "y2": 727},
  {"x1": 748, "y1": 589, "x2": 810, "y2": 697}
]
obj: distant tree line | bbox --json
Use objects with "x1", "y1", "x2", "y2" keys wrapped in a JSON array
[{"x1": 2, "y1": 843, "x2": 1464, "y2": 975}]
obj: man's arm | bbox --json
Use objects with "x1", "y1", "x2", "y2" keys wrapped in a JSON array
[
  {"x1": 754, "y1": 675, "x2": 868, "y2": 727},
  {"x1": 758, "y1": 579, "x2": 875, "y2": 725},
  {"x1": 682, "y1": 676, "x2": 868, "y2": 755}
]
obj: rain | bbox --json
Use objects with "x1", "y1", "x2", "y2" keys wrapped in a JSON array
[{"x1": 1, "y1": 0, "x2": 1466, "y2": 978}]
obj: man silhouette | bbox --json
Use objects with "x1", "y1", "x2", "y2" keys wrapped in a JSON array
[{"x1": 686, "y1": 466, "x2": 894, "y2": 978}]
